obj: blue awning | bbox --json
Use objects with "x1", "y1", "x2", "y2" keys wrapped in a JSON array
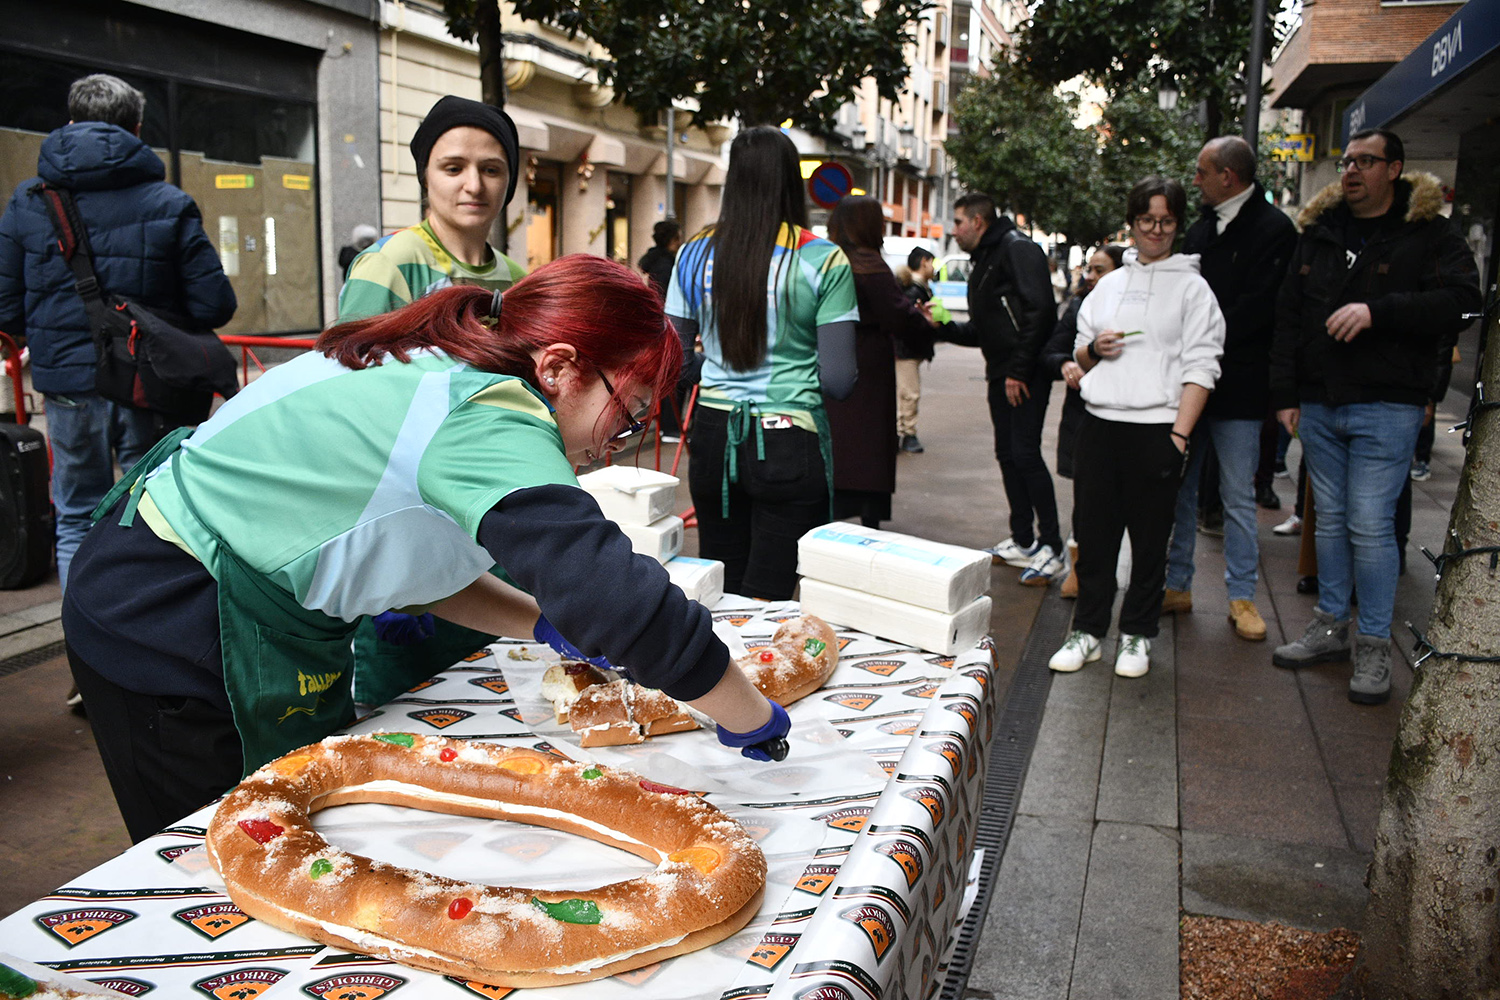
[{"x1": 1343, "y1": 0, "x2": 1500, "y2": 145}]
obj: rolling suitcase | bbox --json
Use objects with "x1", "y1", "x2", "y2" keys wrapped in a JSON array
[{"x1": 0, "y1": 420, "x2": 53, "y2": 589}]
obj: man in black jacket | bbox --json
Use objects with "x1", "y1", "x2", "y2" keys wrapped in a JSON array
[
  {"x1": 1269, "y1": 128, "x2": 1480, "y2": 705},
  {"x1": 940, "y1": 193, "x2": 1062, "y2": 585},
  {"x1": 1162, "y1": 137, "x2": 1297, "y2": 642}
]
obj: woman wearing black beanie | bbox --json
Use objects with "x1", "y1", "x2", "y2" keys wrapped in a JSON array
[
  {"x1": 339, "y1": 95, "x2": 526, "y2": 325},
  {"x1": 337, "y1": 95, "x2": 530, "y2": 704}
]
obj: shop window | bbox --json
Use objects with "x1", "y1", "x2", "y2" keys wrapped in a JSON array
[
  {"x1": 527, "y1": 161, "x2": 561, "y2": 270},
  {"x1": 605, "y1": 171, "x2": 632, "y2": 265},
  {"x1": 0, "y1": 49, "x2": 320, "y2": 335}
]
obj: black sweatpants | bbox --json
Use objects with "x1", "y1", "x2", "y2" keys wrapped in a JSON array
[
  {"x1": 986, "y1": 374, "x2": 1063, "y2": 552},
  {"x1": 688, "y1": 404, "x2": 829, "y2": 600},
  {"x1": 1071, "y1": 412, "x2": 1186, "y2": 639},
  {"x1": 68, "y1": 644, "x2": 242, "y2": 844}
]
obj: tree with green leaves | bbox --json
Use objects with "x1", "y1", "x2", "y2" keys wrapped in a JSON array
[
  {"x1": 509, "y1": 0, "x2": 931, "y2": 130},
  {"x1": 1016, "y1": 0, "x2": 1282, "y2": 141},
  {"x1": 946, "y1": 62, "x2": 1200, "y2": 250},
  {"x1": 946, "y1": 62, "x2": 1098, "y2": 242}
]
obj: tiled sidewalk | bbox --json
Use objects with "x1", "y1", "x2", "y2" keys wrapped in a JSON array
[{"x1": 955, "y1": 380, "x2": 1463, "y2": 998}]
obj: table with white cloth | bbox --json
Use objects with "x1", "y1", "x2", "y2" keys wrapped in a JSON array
[{"x1": 0, "y1": 596, "x2": 999, "y2": 1000}]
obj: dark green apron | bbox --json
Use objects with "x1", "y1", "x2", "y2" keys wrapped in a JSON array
[
  {"x1": 94, "y1": 430, "x2": 359, "y2": 775},
  {"x1": 351, "y1": 616, "x2": 495, "y2": 708},
  {"x1": 720, "y1": 399, "x2": 835, "y2": 519}
]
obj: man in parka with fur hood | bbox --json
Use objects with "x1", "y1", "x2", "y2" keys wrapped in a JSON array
[{"x1": 1268, "y1": 127, "x2": 1480, "y2": 706}]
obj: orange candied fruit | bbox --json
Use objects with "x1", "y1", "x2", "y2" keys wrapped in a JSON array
[
  {"x1": 498, "y1": 755, "x2": 546, "y2": 775},
  {"x1": 668, "y1": 847, "x2": 721, "y2": 874},
  {"x1": 268, "y1": 754, "x2": 314, "y2": 776}
]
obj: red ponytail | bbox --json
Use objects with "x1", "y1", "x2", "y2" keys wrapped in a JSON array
[{"x1": 317, "y1": 255, "x2": 683, "y2": 407}]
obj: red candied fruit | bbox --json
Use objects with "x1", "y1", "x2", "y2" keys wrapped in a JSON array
[
  {"x1": 758, "y1": 650, "x2": 775, "y2": 663},
  {"x1": 448, "y1": 897, "x2": 474, "y2": 919},
  {"x1": 237, "y1": 818, "x2": 284, "y2": 844},
  {"x1": 439, "y1": 748, "x2": 458, "y2": 762},
  {"x1": 639, "y1": 778, "x2": 693, "y2": 795}
]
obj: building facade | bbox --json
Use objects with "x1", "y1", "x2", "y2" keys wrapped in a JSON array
[
  {"x1": 377, "y1": 0, "x2": 729, "y2": 274},
  {"x1": 1270, "y1": 0, "x2": 1468, "y2": 201},
  {"x1": 0, "y1": 0, "x2": 384, "y2": 334}
]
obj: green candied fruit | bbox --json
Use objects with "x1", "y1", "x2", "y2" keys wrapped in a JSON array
[
  {"x1": 581, "y1": 767, "x2": 603, "y2": 780},
  {"x1": 0, "y1": 963, "x2": 37, "y2": 998},
  {"x1": 309, "y1": 858, "x2": 333, "y2": 880},
  {"x1": 373, "y1": 733, "x2": 415, "y2": 747},
  {"x1": 803, "y1": 637, "x2": 827, "y2": 657},
  {"x1": 532, "y1": 896, "x2": 602, "y2": 924}
]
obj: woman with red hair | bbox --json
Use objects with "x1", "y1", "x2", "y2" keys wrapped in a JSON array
[{"x1": 62, "y1": 255, "x2": 792, "y2": 843}]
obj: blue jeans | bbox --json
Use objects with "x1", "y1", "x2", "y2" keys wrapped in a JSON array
[
  {"x1": 1297, "y1": 401, "x2": 1423, "y2": 639},
  {"x1": 45, "y1": 392, "x2": 159, "y2": 591},
  {"x1": 1166, "y1": 418, "x2": 1261, "y2": 601}
]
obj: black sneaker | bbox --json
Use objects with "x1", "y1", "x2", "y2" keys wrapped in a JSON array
[
  {"x1": 1255, "y1": 484, "x2": 1281, "y2": 510},
  {"x1": 900, "y1": 434, "x2": 924, "y2": 454}
]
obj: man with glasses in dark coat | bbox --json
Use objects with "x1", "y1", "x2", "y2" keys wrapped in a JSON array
[{"x1": 1269, "y1": 128, "x2": 1480, "y2": 705}]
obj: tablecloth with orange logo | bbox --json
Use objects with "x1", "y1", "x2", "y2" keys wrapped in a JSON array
[{"x1": 0, "y1": 597, "x2": 997, "y2": 1000}]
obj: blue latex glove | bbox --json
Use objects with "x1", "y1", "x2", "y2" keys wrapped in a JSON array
[
  {"x1": 717, "y1": 701, "x2": 791, "y2": 762},
  {"x1": 372, "y1": 611, "x2": 436, "y2": 645},
  {"x1": 533, "y1": 613, "x2": 618, "y2": 673}
]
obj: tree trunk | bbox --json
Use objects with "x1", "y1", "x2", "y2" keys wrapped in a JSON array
[
  {"x1": 474, "y1": 0, "x2": 509, "y2": 254},
  {"x1": 476, "y1": 0, "x2": 506, "y2": 109},
  {"x1": 1339, "y1": 319, "x2": 1500, "y2": 998}
]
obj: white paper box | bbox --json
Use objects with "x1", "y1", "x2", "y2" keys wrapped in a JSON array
[
  {"x1": 621, "y1": 515, "x2": 683, "y2": 564},
  {"x1": 798, "y1": 577, "x2": 991, "y2": 655},
  {"x1": 797, "y1": 523, "x2": 991, "y2": 613},
  {"x1": 666, "y1": 555, "x2": 725, "y2": 607},
  {"x1": 577, "y1": 466, "x2": 680, "y2": 525}
]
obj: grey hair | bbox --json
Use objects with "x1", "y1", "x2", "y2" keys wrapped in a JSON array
[
  {"x1": 1204, "y1": 136, "x2": 1257, "y2": 186},
  {"x1": 67, "y1": 74, "x2": 145, "y2": 131}
]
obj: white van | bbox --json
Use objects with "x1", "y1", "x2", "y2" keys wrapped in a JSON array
[{"x1": 879, "y1": 238, "x2": 969, "y2": 323}]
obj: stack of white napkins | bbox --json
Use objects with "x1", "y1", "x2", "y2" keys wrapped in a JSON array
[
  {"x1": 797, "y1": 523, "x2": 992, "y2": 654},
  {"x1": 578, "y1": 466, "x2": 684, "y2": 564}
]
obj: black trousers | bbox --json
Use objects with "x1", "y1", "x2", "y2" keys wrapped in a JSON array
[
  {"x1": 1072, "y1": 413, "x2": 1186, "y2": 639},
  {"x1": 986, "y1": 374, "x2": 1063, "y2": 552},
  {"x1": 68, "y1": 643, "x2": 242, "y2": 844},
  {"x1": 688, "y1": 404, "x2": 829, "y2": 600}
]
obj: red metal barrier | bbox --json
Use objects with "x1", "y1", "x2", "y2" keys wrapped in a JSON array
[
  {"x1": 218, "y1": 334, "x2": 319, "y2": 385},
  {"x1": 0, "y1": 332, "x2": 29, "y2": 423}
]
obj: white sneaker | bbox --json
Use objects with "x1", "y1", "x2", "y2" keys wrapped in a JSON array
[
  {"x1": 1114, "y1": 634, "x2": 1151, "y2": 677},
  {"x1": 1019, "y1": 545, "x2": 1065, "y2": 586},
  {"x1": 1049, "y1": 630, "x2": 1101, "y2": 672},
  {"x1": 1272, "y1": 514, "x2": 1302, "y2": 536},
  {"x1": 987, "y1": 537, "x2": 1042, "y2": 568}
]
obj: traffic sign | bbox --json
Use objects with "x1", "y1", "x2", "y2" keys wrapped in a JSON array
[{"x1": 807, "y1": 162, "x2": 854, "y2": 209}]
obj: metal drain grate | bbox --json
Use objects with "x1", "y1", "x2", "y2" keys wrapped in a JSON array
[
  {"x1": 0, "y1": 639, "x2": 67, "y2": 679},
  {"x1": 939, "y1": 585, "x2": 1075, "y2": 999}
]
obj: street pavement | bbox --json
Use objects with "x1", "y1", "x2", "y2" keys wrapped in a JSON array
[{"x1": 0, "y1": 338, "x2": 1468, "y2": 1000}]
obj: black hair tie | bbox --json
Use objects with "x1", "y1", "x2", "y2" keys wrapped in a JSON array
[{"x1": 489, "y1": 288, "x2": 504, "y2": 320}]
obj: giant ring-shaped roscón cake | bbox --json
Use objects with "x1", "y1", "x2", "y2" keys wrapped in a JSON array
[{"x1": 205, "y1": 734, "x2": 767, "y2": 986}]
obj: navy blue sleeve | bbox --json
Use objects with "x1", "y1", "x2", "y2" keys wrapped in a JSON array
[
  {"x1": 477, "y1": 484, "x2": 730, "y2": 700},
  {"x1": 173, "y1": 197, "x2": 237, "y2": 329},
  {"x1": 0, "y1": 189, "x2": 28, "y2": 338}
]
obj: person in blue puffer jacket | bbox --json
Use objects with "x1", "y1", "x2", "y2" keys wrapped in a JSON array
[{"x1": 0, "y1": 73, "x2": 236, "y2": 589}]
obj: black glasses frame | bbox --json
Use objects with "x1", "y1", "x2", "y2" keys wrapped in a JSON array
[
  {"x1": 597, "y1": 369, "x2": 648, "y2": 441},
  {"x1": 1337, "y1": 154, "x2": 1393, "y2": 173}
]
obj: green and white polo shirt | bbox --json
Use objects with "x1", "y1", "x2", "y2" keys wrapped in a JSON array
[
  {"x1": 138, "y1": 351, "x2": 576, "y2": 622},
  {"x1": 666, "y1": 223, "x2": 858, "y2": 430},
  {"x1": 337, "y1": 220, "x2": 528, "y2": 322}
]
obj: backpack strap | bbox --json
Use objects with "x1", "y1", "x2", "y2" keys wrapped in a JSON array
[{"x1": 36, "y1": 183, "x2": 108, "y2": 311}]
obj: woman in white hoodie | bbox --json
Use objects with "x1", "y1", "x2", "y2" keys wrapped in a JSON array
[{"x1": 1049, "y1": 177, "x2": 1225, "y2": 678}]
